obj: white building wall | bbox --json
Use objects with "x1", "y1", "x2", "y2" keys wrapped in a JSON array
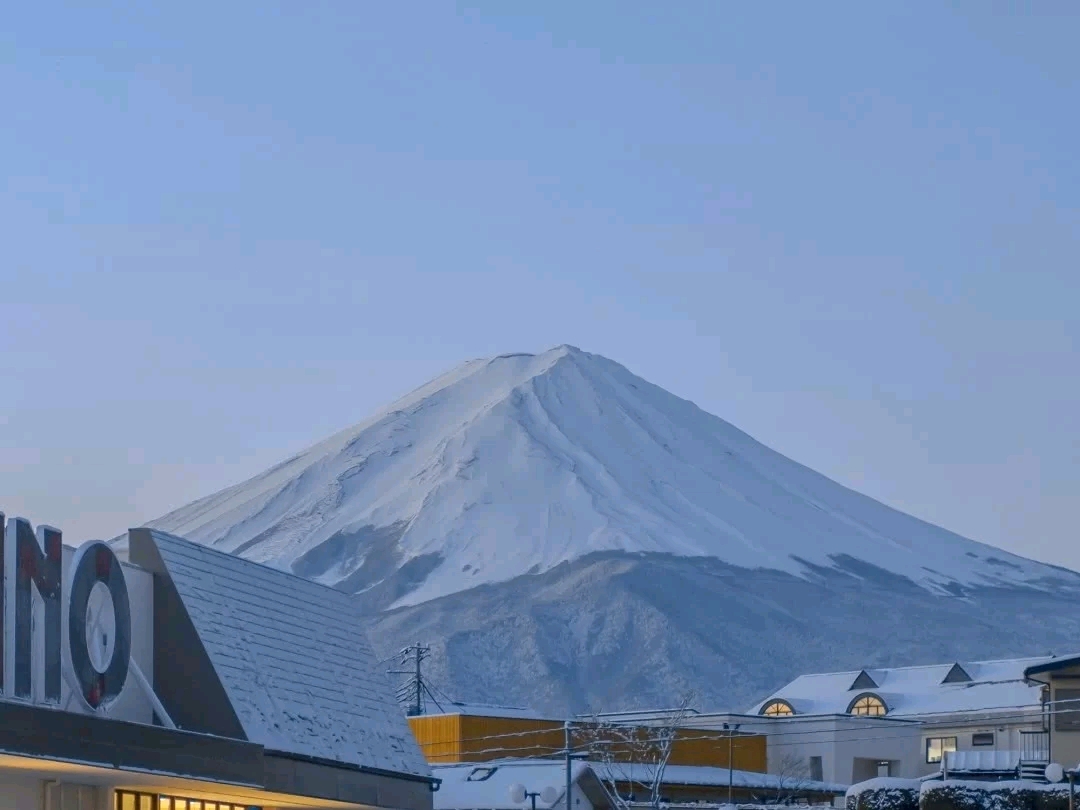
[
  {"x1": 914, "y1": 712, "x2": 1046, "y2": 777},
  {"x1": 0, "y1": 773, "x2": 45, "y2": 810},
  {"x1": 677, "y1": 714, "x2": 923, "y2": 785}
]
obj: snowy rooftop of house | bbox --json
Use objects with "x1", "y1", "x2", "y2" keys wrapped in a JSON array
[
  {"x1": 593, "y1": 763, "x2": 848, "y2": 794},
  {"x1": 133, "y1": 528, "x2": 431, "y2": 778},
  {"x1": 433, "y1": 760, "x2": 596, "y2": 810},
  {"x1": 432, "y1": 759, "x2": 847, "y2": 809},
  {"x1": 426, "y1": 702, "x2": 553, "y2": 721},
  {"x1": 750, "y1": 657, "x2": 1063, "y2": 718}
]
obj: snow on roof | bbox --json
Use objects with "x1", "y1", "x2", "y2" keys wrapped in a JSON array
[
  {"x1": 594, "y1": 763, "x2": 847, "y2": 794},
  {"x1": 433, "y1": 760, "x2": 591, "y2": 810},
  {"x1": 144, "y1": 529, "x2": 431, "y2": 778},
  {"x1": 750, "y1": 656, "x2": 1062, "y2": 718},
  {"x1": 845, "y1": 777, "x2": 922, "y2": 798},
  {"x1": 428, "y1": 702, "x2": 553, "y2": 720}
]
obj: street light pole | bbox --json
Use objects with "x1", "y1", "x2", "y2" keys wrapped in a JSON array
[
  {"x1": 723, "y1": 722, "x2": 741, "y2": 805},
  {"x1": 565, "y1": 721, "x2": 573, "y2": 810}
]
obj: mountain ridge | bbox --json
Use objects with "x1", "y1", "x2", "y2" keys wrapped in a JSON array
[
  {"x1": 133, "y1": 345, "x2": 1075, "y2": 610},
  {"x1": 120, "y1": 345, "x2": 1080, "y2": 713}
]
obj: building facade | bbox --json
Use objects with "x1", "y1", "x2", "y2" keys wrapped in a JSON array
[
  {"x1": 749, "y1": 657, "x2": 1056, "y2": 780},
  {"x1": 1024, "y1": 655, "x2": 1080, "y2": 770},
  {"x1": 408, "y1": 705, "x2": 844, "y2": 805},
  {"x1": 0, "y1": 514, "x2": 437, "y2": 810}
]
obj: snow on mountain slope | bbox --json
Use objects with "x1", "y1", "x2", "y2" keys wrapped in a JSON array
[{"x1": 137, "y1": 345, "x2": 1077, "y2": 609}]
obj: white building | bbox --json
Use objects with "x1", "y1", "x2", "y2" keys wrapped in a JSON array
[
  {"x1": 751, "y1": 657, "x2": 1055, "y2": 780},
  {"x1": 599, "y1": 656, "x2": 1064, "y2": 787},
  {"x1": 0, "y1": 515, "x2": 437, "y2": 810}
]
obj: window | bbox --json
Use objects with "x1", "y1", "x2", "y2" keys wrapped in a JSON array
[
  {"x1": 1057, "y1": 689, "x2": 1080, "y2": 731},
  {"x1": 115, "y1": 793, "x2": 254, "y2": 810},
  {"x1": 809, "y1": 756, "x2": 823, "y2": 782},
  {"x1": 848, "y1": 693, "x2": 888, "y2": 716},
  {"x1": 972, "y1": 732, "x2": 995, "y2": 747},
  {"x1": 761, "y1": 700, "x2": 796, "y2": 717},
  {"x1": 942, "y1": 663, "x2": 972, "y2": 684},
  {"x1": 850, "y1": 671, "x2": 879, "y2": 691},
  {"x1": 926, "y1": 736, "x2": 957, "y2": 764}
]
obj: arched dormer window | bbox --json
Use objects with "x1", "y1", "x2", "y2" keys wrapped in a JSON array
[
  {"x1": 760, "y1": 700, "x2": 796, "y2": 717},
  {"x1": 848, "y1": 693, "x2": 888, "y2": 716}
]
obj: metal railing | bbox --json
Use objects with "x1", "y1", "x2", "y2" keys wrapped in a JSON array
[{"x1": 1020, "y1": 731, "x2": 1050, "y2": 762}]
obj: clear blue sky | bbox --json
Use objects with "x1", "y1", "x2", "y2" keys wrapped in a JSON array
[{"x1": 2, "y1": 2, "x2": 1077, "y2": 567}]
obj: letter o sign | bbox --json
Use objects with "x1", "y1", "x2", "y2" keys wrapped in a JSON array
[{"x1": 68, "y1": 542, "x2": 131, "y2": 709}]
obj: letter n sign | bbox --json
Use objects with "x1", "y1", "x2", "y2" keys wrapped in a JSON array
[{"x1": 10, "y1": 517, "x2": 63, "y2": 701}]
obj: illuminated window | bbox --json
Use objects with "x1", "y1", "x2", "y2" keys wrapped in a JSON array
[
  {"x1": 761, "y1": 700, "x2": 796, "y2": 717},
  {"x1": 848, "y1": 693, "x2": 887, "y2": 716},
  {"x1": 115, "y1": 792, "x2": 248, "y2": 810},
  {"x1": 926, "y1": 736, "x2": 957, "y2": 764}
]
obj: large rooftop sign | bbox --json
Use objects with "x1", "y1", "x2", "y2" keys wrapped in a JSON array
[{"x1": 2, "y1": 511, "x2": 133, "y2": 713}]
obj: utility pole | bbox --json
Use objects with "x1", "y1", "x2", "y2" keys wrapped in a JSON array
[
  {"x1": 388, "y1": 642, "x2": 441, "y2": 717},
  {"x1": 565, "y1": 721, "x2": 573, "y2": 810},
  {"x1": 723, "y1": 722, "x2": 741, "y2": 805}
]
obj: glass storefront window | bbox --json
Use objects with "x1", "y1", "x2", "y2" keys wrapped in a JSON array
[{"x1": 115, "y1": 792, "x2": 249, "y2": 810}]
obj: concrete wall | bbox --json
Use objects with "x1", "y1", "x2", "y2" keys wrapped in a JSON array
[
  {"x1": 914, "y1": 715, "x2": 1046, "y2": 777},
  {"x1": 681, "y1": 713, "x2": 923, "y2": 785},
  {"x1": 0, "y1": 773, "x2": 43, "y2": 810},
  {"x1": 4, "y1": 543, "x2": 155, "y2": 725},
  {"x1": 1044, "y1": 664, "x2": 1080, "y2": 768}
]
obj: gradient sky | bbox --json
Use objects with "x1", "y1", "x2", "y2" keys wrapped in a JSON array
[{"x1": 2, "y1": 2, "x2": 1077, "y2": 568}]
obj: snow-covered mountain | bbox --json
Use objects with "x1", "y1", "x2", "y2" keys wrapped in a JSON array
[{"x1": 130, "y1": 346, "x2": 1080, "y2": 713}]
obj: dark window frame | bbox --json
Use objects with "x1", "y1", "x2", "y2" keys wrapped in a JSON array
[
  {"x1": 925, "y1": 736, "x2": 958, "y2": 764},
  {"x1": 1057, "y1": 688, "x2": 1080, "y2": 731},
  {"x1": 972, "y1": 732, "x2": 995, "y2": 747}
]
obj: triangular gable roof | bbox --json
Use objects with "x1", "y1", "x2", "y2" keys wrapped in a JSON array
[
  {"x1": 750, "y1": 656, "x2": 1064, "y2": 717},
  {"x1": 942, "y1": 663, "x2": 973, "y2": 684},
  {"x1": 129, "y1": 528, "x2": 430, "y2": 778},
  {"x1": 850, "y1": 670, "x2": 879, "y2": 690}
]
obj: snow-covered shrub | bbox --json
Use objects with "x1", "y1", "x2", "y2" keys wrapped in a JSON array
[
  {"x1": 918, "y1": 780, "x2": 1071, "y2": 810},
  {"x1": 846, "y1": 778, "x2": 921, "y2": 810}
]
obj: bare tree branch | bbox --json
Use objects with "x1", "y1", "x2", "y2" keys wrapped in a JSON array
[
  {"x1": 581, "y1": 692, "x2": 697, "y2": 810},
  {"x1": 762, "y1": 752, "x2": 811, "y2": 806}
]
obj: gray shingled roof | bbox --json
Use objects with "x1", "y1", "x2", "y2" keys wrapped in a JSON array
[{"x1": 147, "y1": 529, "x2": 430, "y2": 777}]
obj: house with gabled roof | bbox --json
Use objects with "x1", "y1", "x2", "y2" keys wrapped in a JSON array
[
  {"x1": 0, "y1": 512, "x2": 438, "y2": 810},
  {"x1": 597, "y1": 656, "x2": 1064, "y2": 787},
  {"x1": 749, "y1": 656, "x2": 1057, "y2": 781}
]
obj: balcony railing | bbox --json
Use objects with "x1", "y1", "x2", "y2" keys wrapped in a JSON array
[{"x1": 1020, "y1": 731, "x2": 1050, "y2": 763}]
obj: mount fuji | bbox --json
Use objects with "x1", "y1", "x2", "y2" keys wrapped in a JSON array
[{"x1": 129, "y1": 346, "x2": 1080, "y2": 714}]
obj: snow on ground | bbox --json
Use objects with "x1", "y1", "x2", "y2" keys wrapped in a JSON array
[{"x1": 140, "y1": 345, "x2": 1080, "y2": 609}]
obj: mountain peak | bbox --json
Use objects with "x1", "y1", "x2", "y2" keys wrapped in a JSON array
[{"x1": 143, "y1": 348, "x2": 1077, "y2": 610}]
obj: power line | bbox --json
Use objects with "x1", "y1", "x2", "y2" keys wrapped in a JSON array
[
  {"x1": 412, "y1": 695, "x2": 1079, "y2": 753},
  {"x1": 389, "y1": 642, "x2": 443, "y2": 717}
]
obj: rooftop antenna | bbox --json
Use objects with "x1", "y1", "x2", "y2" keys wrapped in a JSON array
[{"x1": 389, "y1": 642, "x2": 443, "y2": 716}]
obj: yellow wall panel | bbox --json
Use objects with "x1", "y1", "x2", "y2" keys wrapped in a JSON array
[{"x1": 407, "y1": 713, "x2": 767, "y2": 773}]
